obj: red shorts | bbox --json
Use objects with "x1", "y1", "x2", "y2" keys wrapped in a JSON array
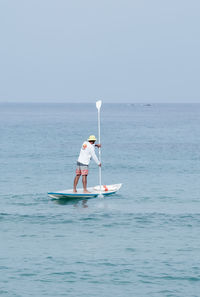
[{"x1": 76, "y1": 162, "x2": 89, "y2": 176}]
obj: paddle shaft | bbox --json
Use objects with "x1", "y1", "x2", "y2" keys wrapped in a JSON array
[{"x1": 97, "y1": 108, "x2": 102, "y2": 192}]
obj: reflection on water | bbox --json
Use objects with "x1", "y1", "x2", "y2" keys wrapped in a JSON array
[{"x1": 53, "y1": 197, "x2": 89, "y2": 208}]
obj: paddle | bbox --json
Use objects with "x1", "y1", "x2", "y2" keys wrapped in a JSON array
[{"x1": 96, "y1": 100, "x2": 103, "y2": 198}]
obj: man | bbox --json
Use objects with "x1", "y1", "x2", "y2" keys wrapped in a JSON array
[{"x1": 73, "y1": 135, "x2": 101, "y2": 193}]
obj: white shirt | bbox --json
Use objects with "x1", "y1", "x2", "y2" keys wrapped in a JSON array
[{"x1": 78, "y1": 141, "x2": 100, "y2": 165}]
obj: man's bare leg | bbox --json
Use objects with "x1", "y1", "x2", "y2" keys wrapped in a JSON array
[
  {"x1": 73, "y1": 175, "x2": 80, "y2": 192},
  {"x1": 82, "y1": 175, "x2": 90, "y2": 193}
]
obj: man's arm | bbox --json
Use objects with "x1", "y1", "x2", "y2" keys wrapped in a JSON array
[{"x1": 91, "y1": 146, "x2": 101, "y2": 165}]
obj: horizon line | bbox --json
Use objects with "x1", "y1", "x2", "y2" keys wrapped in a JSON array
[{"x1": 1, "y1": 101, "x2": 200, "y2": 104}]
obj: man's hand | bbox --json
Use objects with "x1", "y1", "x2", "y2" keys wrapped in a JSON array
[
  {"x1": 95, "y1": 144, "x2": 101, "y2": 148},
  {"x1": 99, "y1": 163, "x2": 101, "y2": 167}
]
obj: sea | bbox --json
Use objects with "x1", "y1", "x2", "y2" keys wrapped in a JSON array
[{"x1": 0, "y1": 103, "x2": 200, "y2": 297}]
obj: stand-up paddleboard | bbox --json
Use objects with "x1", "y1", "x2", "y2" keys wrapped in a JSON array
[{"x1": 48, "y1": 183, "x2": 122, "y2": 199}]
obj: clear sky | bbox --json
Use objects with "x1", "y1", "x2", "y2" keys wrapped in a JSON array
[{"x1": 0, "y1": 0, "x2": 200, "y2": 103}]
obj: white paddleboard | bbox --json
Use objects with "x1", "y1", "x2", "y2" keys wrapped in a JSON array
[{"x1": 48, "y1": 183, "x2": 122, "y2": 199}]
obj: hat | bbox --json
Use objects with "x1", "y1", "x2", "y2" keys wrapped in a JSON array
[{"x1": 88, "y1": 135, "x2": 97, "y2": 142}]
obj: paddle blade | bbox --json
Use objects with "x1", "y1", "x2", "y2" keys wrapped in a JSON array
[
  {"x1": 96, "y1": 100, "x2": 102, "y2": 111},
  {"x1": 98, "y1": 193, "x2": 104, "y2": 199}
]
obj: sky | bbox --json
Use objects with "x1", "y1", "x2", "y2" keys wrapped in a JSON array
[{"x1": 0, "y1": 0, "x2": 200, "y2": 103}]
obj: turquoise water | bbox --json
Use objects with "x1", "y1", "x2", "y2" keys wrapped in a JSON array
[{"x1": 1, "y1": 103, "x2": 200, "y2": 297}]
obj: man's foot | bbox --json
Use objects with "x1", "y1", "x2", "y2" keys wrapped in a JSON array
[
  {"x1": 83, "y1": 190, "x2": 91, "y2": 194},
  {"x1": 73, "y1": 189, "x2": 77, "y2": 193}
]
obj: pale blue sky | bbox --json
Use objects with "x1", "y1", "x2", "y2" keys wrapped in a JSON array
[{"x1": 0, "y1": 0, "x2": 200, "y2": 103}]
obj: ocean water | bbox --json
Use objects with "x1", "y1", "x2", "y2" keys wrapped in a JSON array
[{"x1": 1, "y1": 103, "x2": 200, "y2": 297}]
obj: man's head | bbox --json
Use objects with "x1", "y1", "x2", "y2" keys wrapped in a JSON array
[{"x1": 88, "y1": 135, "x2": 97, "y2": 144}]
